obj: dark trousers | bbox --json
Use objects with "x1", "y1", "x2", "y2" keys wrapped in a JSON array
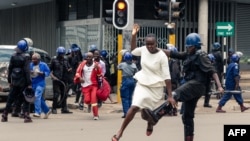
[
  {"x1": 75, "y1": 83, "x2": 83, "y2": 103},
  {"x1": 120, "y1": 77, "x2": 136, "y2": 116},
  {"x1": 175, "y1": 80, "x2": 205, "y2": 137},
  {"x1": 5, "y1": 86, "x2": 30, "y2": 113},
  {"x1": 52, "y1": 80, "x2": 68, "y2": 111}
]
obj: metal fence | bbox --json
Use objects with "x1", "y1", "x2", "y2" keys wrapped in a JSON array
[{"x1": 102, "y1": 24, "x2": 169, "y2": 58}]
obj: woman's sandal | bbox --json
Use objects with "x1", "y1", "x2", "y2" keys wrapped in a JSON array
[
  {"x1": 111, "y1": 135, "x2": 120, "y2": 141},
  {"x1": 146, "y1": 123, "x2": 154, "y2": 136}
]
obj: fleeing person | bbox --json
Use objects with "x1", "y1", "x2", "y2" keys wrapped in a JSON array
[
  {"x1": 216, "y1": 53, "x2": 249, "y2": 113},
  {"x1": 50, "y1": 46, "x2": 73, "y2": 114},
  {"x1": 74, "y1": 52, "x2": 103, "y2": 120},
  {"x1": 94, "y1": 49, "x2": 116, "y2": 105},
  {"x1": 111, "y1": 24, "x2": 175, "y2": 141},
  {"x1": 100, "y1": 49, "x2": 116, "y2": 104},
  {"x1": 30, "y1": 53, "x2": 51, "y2": 119},
  {"x1": 1, "y1": 39, "x2": 33, "y2": 123}
]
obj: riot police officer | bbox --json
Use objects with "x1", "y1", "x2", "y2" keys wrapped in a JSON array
[
  {"x1": 141, "y1": 36, "x2": 224, "y2": 139},
  {"x1": 100, "y1": 50, "x2": 111, "y2": 81},
  {"x1": 163, "y1": 33, "x2": 224, "y2": 141},
  {"x1": 216, "y1": 54, "x2": 249, "y2": 113},
  {"x1": 211, "y1": 42, "x2": 223, "y2": 83},
  {"x1": 1, "y1": 39, "x2": 33, "y2": 123},
  {"x1": 203, "y1": 53, "x2": 216, "y2": 108},
  {"x1": 68, "y1": 44, "x2": 83, "y2": 104},
  {"x1": 117, "y1": 51, "x2": 138, "y2": 118},
  {"x1": 50, "y1": 46, "x2": 73, "y2": 114}
]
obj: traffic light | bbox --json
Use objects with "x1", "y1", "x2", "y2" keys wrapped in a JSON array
[
  {"x1": 113, "y1": 0, "x2": 129, "y2": 30},
  {"x1": 154, "y1": 0, "x2": 184, "y2": 20},
  {"x1": 154, "y1": 1, "x2": 169, "y2": 19},
  {"x1": 104, "y1": 9, "x2": 113, "y2": 24},
  {"x1": 171, "y1": 2, "x2": 185, "y2": 20}
]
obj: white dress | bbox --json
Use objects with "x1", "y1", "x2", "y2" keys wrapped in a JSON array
[{"x1": 131, "y1": 46, "x2": 171, "y2": 110}]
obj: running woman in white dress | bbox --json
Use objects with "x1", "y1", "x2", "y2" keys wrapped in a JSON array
[{"x1": 111, "y1": 24, "x2": 176, "y2": 141}]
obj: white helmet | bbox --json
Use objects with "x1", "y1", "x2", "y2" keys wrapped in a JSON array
[
  {"x1": 23, "y1": 37, "x2": 33, "y2": 47},
  {"x1": 119, "y1": 49, "x2": 129, "y2": 56},
  {"x1": 235, "y1": 51, "x2": 243, "y2": 58},
  {"x1": 166, "y1": 43, "x2": 175, "y2": 49}
]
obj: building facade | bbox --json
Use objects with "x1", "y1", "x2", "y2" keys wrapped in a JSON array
[{"x1": 0, "y1": 0, "x2": 250, "y2": 67}]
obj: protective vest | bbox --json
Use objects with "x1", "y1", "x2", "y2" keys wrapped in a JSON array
[
  {"x1": 8, "y1": 52, "x2": 31, "y2": 86},
  {"x1": 183, "y1": 50, "x2": 210, "y2": 83},
  {"x1": 212, "y1": 50, "x2": 223, "y2": 74},
  {"x1": 169, "y1": 59, "x2": 181, "y2": 84},
  {"x1": 50, "y1": 56, "x2": 70, "y2": 81}
]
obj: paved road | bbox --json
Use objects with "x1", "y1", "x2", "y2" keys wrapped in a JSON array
[
  {"x1": 1, "y1": 94, "x2": 250, "y2": 141},
  {"x1": 1, "y1": 108, "x2": 249, "y2": 141}
]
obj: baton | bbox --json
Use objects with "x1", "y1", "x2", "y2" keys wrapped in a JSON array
[
  {"x1": 54, "y1": 79, "x2": 67, "y2": 105},
  {"x1": 209, "y1": 90, "x2": 250, "y2": 95}
]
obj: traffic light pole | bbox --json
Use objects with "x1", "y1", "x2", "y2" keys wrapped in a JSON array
[
  {"x1": 116, "y1": 0, "x2": 134, "y2": 103},
  {"x1": 168, "y1": 0, "x2": 172, "y2": 23},
  {"x1": 116, "y1": 30, "x2": 123, "y2": 103},
  {"x1": 168, "y1": 0, "x2": 175, "y2": 45}
]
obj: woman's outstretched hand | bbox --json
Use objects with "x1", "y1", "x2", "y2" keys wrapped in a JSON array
[{"x1": 132, "y1": 24, "x2": 140, "y2": 36}]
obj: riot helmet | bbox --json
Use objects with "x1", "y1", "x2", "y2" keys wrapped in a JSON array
[
  {"x1": 120, "y1": 49, "x2": 128, "y2": 56},
  {"x1": 123, "y1": 51, "x2": 133, "y2": 62},
  {"x1": 185, "y1": 33, "x2": 202, "y2": 49},
  {"x1": 71, "y1": 44, "x2": 80, "y2": 52},
  {"x1": 23, "y1": 37, "x2": 33, "y2": 47},
  {"x1": 23, "y1": 88, "x2": 35, "y2": 103},
  {"x1": 231, "y1": 53, "x2": 239, "y2": 63},
  {"x1": 17, "y1": 39, "x2": 29, "y2": 52},
  {"x1": 235, "y1": 51, "x2": 243, "y2": 58},
  {"x1": 213, "y1": 42, "x2": 221, "y2": 50},
  {"x1": 100, "y1": 50, "x2": 108, "y2": 58},
  {"x1": 89, "y1": 44, "x2": 97, "y2": 52},
  {"x1": 56, "y1": 46, "x2": 66, "y2": 55}
]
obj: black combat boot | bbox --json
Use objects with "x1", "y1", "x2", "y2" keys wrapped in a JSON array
[
  {"x1": 185, "y1": 136, "x2": 194, "y2": 141},
  {"x1": 141, "y1": 102, "x2": 173, "y2": 126},
  {"x1": 204, "y1": 94, "x2": 212, "y2": 108},
  {"x1": 11, "y1": 107, "x2": 20, "y2": 117},
  {"x1": 24, "y1": 112, "x2": 32, "y2": 123},
  {"x1": 61, "y1": 102, "x2": 73, "y2": 114},
  {"x1": 61, "y1": 109, "x2": 73, "y2": 114},
  {"x1": 1, "y1": 110, "x2": 8, "y2": 122}
]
